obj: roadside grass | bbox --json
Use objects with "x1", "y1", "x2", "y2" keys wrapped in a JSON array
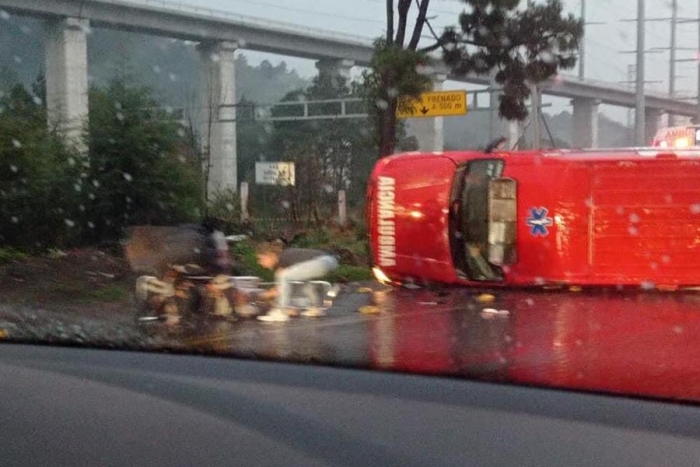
[
  {"x1": 0, "y1": 247, "x2": 28, "y2": 265},
  {"x1": 50, "y1": 282, "x2": 131, "y2": 303},
  {"x1": 230, "y1": 223, "x2": 373, "y2": 283}
]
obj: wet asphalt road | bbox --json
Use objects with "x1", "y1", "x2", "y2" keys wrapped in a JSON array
[{"x1": 140, "y1": 284, "x2": 700, "y2": 405}]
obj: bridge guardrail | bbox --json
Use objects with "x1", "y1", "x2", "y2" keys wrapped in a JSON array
[{"x1": 99, "y1": 0, "x2": 373, "y2": 45}]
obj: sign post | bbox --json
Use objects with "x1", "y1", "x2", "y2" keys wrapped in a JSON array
[{"x1": 397, "y1": 90, "x2": 468, "y2": 119}]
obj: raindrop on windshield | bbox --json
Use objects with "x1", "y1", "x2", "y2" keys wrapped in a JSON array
[
  {"x1": 690, "y1": 204, "x2": 700, "y2": 214},
  {"x1": 87, "y1": 221, "x2": 95, "y2": 228},
  {"x1": 32, "y1": 95, "x2": 42, "y2": 105},
  {"x1": 387, "y1": 88, "x2": 399, "y2": 98},
  {"x1": 375, "y1": 99, "x2": 389, "y2": 110},
  {"x1": 13, "y1": 56, "x2": 22, "y2": 64},
  {"x1": 11, "y1": 216, "x2": 18, "y2": 224},
  {"x1": 123, "y1": 173, "x2": 133, "y2": 182},
  {"x1": 64, "y1": 219, "x2": 75, "y2": 228},
  {"x1": 11, "y1": 139, "x2": 21, "y2": 148},
  {"x1": 225, "y1": 203, "x2": 234, "y2": 211},
  {"x1": 281, "y1": 201, "x2": 290, "y2": 209},
  {"x1": 152, "y1": 65, "x2": 162, "y2": 74},
  {"x1": 116, "y1": 112, "x2": 124, "y2": 122},
  {"x1": 672, "y1": 325, "x2": 684, "y2": 335},
  {"x1": 10, "y1": 164, "x2": 18, "y2": 173},
  {"x1": 68, "y1": 157, "x2": 75, "y2": 166},
  {"x1": 92, "y1": 180, "x2": 100, "y2": 188},
  {"x1": 323, "y1": 184, "x2": 333, "y2": 194},
  {"x1": 540, "y1": 51, "x2": 555, "y2": 64},
  {"x1": 640, "y1": 281, "x2": 655, "y2": 291},
  {"x1": 168, "y1": 73, "x2": 178, "y2": 82},
  {"x1": 629, "y1": 213, "x2": 640, "y2": 223},
  {"x1": 628, "y1": 226, "x2": 639, "y2": 236},
  {"x1": 416, "y1": 64, "x2": 435, "y2": 76},
  {"x1": 0, "y1": 9, "x2": 10, "y2": 20},
  {"x1": 177, "y1": 128, "x2": 186, "y2": 137}
]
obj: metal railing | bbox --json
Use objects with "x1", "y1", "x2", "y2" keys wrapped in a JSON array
[
  {"x1": 95, "y1": 0, "x2": 373, "y2": 45},
  {"x1": 92, "y1": 0, "x2": 694, "y2": 106}
]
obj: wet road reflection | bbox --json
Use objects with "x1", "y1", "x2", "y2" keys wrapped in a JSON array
[{"x1": 153, "y1": 286, "x2": 700, "y2": 404}]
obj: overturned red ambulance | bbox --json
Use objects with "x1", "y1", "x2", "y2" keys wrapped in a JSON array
[{"x1": 367, "y1": 147, "x2": 700, "y2": 288}]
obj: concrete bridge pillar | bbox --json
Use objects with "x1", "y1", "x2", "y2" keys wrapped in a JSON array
[
  {"x1": 644, "y1": 108, "x2": 663, "y2": 145},
  {"x1": 571, "y1": 97, "x2": 600, "y2": 148},
  {"x1": 44, "y1": 17, "x2": 89, "y2": 153},
  {"x1": 406, "y1": 73, "x2": 446, "y2": 152},
  {"x1": 315, "y1": 58, "x2": 354, "y2": 88},
  {"x1": 198, "y1": 40, "x2": 238, "y2": 197}
]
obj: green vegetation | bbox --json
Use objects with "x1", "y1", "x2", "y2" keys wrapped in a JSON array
[
  {"x1": 0, "y1": 83, "x2": 83, "y2": 249},
  {"x1": 229, "y1": 224, "x2": 372, "y2": 283},
  {"x1": 0, "y1": 247, "x2": 28, "y2": 265},
  {"x1": 49, "y1": 281, "x2": 130, "y2": 303},
  {"x1": 83, "y1": 77, "x2": 203, "y2": 243},
  {"x1": 0, "y1": 76, "x2": 203, "y2": 250},
  {"x1": 364, "y1": 0, "x2": 583, "y2": 156}
]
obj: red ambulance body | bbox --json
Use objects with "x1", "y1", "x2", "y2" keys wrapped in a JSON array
[{"x1": 367, "y1": 148, "x2": 700, "y2": 288}]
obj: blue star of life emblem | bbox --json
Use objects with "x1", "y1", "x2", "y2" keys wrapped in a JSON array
[{"x1": 526, "y1": 207, "x2": 553, "y2": 237}]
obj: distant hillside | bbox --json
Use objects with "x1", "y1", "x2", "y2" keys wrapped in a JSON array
[
  {"x1": 0, "y1": 15, "x2": 309, "y2": 106},
  {"x1": 2, "y1": 14, "x2": 633, "y2": 148}
]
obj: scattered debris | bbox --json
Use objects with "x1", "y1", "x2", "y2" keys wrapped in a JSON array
[
  {"x1": 480, "y1": 308, "x2": 510, "y2": 318},
  {"x1": 358, "y1": 305, "x2": 381, "y2": 315},
  {"x1": 476, "y1": 293, "x2": 495, "y2": 303}
]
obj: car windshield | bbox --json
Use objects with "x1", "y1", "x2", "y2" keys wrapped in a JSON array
[{"x1": 4, "y1": 0, "x2": 700, "y2": 409}]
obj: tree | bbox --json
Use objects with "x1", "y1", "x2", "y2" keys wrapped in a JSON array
[
  {"x1": 361, "y1": 0, "x2": 433, "y2": 157},
  {"x1": 437, "y1": 0, "x2": 582, "y2": 121},
  {"x1": 364, "y1": 0, "x2": 582, "y2": 157},
  {"x1": 265, "y1": 73, "x2": 375, "y2": 223},
  {"x1": 0, "y1": 84, "x2": 82, "y2": 249},
  {"x1": 83, "y1": 77, "x2": 203, "y2": 243}
]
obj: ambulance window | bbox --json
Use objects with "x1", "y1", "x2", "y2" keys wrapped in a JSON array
[{"x1": 450, "y1": 159, "x2": 504, "y2": 281}]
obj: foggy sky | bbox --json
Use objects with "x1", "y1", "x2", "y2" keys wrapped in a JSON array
[{"x1": 133, "y1": 0, "x2": 700, "y2": 122}]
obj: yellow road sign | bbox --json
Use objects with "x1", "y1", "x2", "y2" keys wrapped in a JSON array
[{"x1": 396, "y1": 90, "x2": 468, "y2": 119}]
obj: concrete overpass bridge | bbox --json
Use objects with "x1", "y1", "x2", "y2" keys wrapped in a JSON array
[{"x1": 1, "y1": 0, "x2": 696, "y2": 194}]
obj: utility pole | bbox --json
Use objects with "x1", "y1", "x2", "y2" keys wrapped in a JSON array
[
  {"x1": 635, "y1": 0, "x2": 646, "y2": 146},
  {"x1": 627, "y1": 65, "x2": 634, "y2": 144},
  {"x1": 669, "y1": 0, "x2": 677, "y2": 125},
  {"x1": 526, "y1": 0, "x2": 541, "y2": 148},
  {"x1": 620, "y1": 65, "x2": 661, "y2": 144},
  {"x1": 697, "y1": 0, "x2": 700, "y2": 123},
  {"x1": 579, "y1": 0, "x2": 585, "y2": 80}
]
